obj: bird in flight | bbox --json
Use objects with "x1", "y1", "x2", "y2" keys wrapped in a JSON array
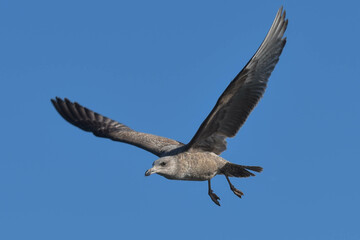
[{"x1": 51, "y1": 7, "x2": 287, "y2": 206}]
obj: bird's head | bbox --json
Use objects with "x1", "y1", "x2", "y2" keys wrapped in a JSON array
[{"x1": 145, "y1": 156, "x2": 178, "y2": 179}]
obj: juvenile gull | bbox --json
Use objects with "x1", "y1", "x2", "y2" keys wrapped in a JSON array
[{"x1": 51, "y1": 7, "x2": 287, "y2": 206}]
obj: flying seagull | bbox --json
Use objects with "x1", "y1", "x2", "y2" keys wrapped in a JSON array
[{"x1": 51, "y1": 7, "x2": 287, "y2": 206}]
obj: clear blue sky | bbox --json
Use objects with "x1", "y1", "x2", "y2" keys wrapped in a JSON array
[{"x1": 1, "y1": 0, "x2": 359, "y2": 239}]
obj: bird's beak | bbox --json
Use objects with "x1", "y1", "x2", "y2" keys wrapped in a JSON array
[{"x1": 145, "y1": 167, "x2": 156, "y2": 176}]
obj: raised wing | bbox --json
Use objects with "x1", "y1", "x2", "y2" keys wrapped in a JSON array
[
  {"x1": 51, "y1": 97, "x2": 183, "y2": 157},
  {"x1": 186, "y1": 7, "x2": 288, "y2": 154}
]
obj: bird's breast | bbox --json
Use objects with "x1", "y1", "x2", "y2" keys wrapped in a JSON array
[{"x1": 174, "y1": 152, "x2": 227, "y2": 181}]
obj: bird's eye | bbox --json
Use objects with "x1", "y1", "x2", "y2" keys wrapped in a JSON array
[{"x1": 160, "y1": 162, "x2": 166, "y2": 167}]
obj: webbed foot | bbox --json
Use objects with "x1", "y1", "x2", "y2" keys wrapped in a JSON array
[
  {"x1": 208, "y1": 180, "x2": 221, "y2": 206},
  {"x1": 226, "y1": 175, "x2": 244, "y2": 199},
  {"x1": 230, "y1": 185, "x2": 244, "y2": 198},
  {"x1": 209, "y1": 189, "x2": 221, "y2": 206}
]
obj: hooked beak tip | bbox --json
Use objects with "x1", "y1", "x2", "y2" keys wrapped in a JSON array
[{"x1": 145, "y1": 169, "x2": 152, "y2": 176}]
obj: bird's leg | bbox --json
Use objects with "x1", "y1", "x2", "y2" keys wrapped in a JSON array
[
  {"x1": 208, "y1": 180, "x2": 220, "y2": 206},
  {"x1": 225, "y1": 175, "x2": 244, "y2": 198}
]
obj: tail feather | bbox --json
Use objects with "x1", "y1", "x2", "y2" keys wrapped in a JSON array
[
  {"x1": 220, "y1": 163, "x2": 263, "y2": 178},
  {"x1": 243, "y1": 165, "x2": 263, "y2": 173}
]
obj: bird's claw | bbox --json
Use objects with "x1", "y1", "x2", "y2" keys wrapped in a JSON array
[
  {"x1": 230, "y1": 186, "x2": 244, "y2": 198},
  {"x1": 209, "y1": 190, "x2": 221, "y2": 206}
]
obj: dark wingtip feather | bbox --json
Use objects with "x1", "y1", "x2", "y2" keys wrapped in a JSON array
[
  {"x1": 50, "y1": 97, "x2": 130, "y2": 136},
  {"x1": 50, "y1": 98, "x2": 59, "y2": 113}
]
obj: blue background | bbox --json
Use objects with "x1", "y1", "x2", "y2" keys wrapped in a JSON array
[{"x1": 1, "y1": 0, "x2": 359, "y2": 239}]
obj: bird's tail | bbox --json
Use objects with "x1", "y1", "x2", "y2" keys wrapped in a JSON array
[{"x1": 220, "y1": 163, "x2": 263, "y2": 178}]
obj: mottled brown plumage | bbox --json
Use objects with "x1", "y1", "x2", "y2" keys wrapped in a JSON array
[{"x1": 51, "y1": 7, "x2": 287, "y2": 206}]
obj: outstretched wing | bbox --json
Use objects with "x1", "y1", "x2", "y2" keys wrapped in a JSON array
[
  {"x1": 186, "y1": 7, "x2": 288, "y2": 155},
  {"x1": 51, "y1": 97, "x2": 183, "y2": 157}
]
